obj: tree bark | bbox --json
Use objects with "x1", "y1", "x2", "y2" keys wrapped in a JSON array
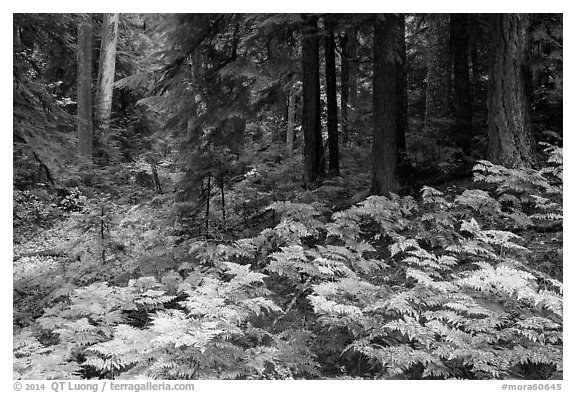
[
  {"x1": 13, "y1": 21, "x2": 21, "y2": 47},
  {"x1": 396, "y1": 14, "x2": 408, "y2": 156},
  {"x1": 301, "y1": 14, "x2": 323, "y2": 185},
  {"x1": 150, "y1": 162, "x2": 162, "y2": 194},
  {"x1": 469, "y1": 14, "x2": 484, "y2": 122},
  {"x1": 347, "y1": 27, "x2": 358, "y2": 138},
  {"x1": 324, "y1": 16, "x2": 339, "y2": 176},
  {"x1": 205, "y1": 173, "x2": 211, "y2": 233},
  {"x1": 231, "y1": 116, "x2": 245, "y2": 159},
  {"x1": 220, "y1": 175, "x2": 226, "y2": 228},
  {"x1": 451, "y1": 13, "x2": 473, "y2": 156},
  {"x1": 13, "y1": 249, "x2": 65, "y2": 262},
  {"x1": 286, "y1": 83, "x2": 298, "y2": 157},
  {"x1": 373, "y1": 14, "x2": 400, "y2": 197},
  {"x1": 276, "y1": 88, "x2": 288, "y2": 143},
  {"x1": 95, "y1": 13, "x2": 119, "y2": 131},
  {"x1": 425, "y1": 14, "x2": 451, "y2": 135},
  {"x1": 340, "y1": 31, "x2": 352, "y2": 145},
  {"x1": 487, "y1": 14, "x2": 535, "y2": 168},
  {"x1": 529, "y1": 39, "x2": 544, "y2": 105},
  {"x1": 77, "y1": 14, "x2": 93, "y2": 159}
]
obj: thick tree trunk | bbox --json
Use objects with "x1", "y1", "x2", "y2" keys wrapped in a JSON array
[
  {"x1": 487, "y1": 14, "x2": 535, "y2": 168},
  {"x1": 373, "y1": 14, "x2": 400, "y2": 197},
  {"x1": 95, "y1": 13, "x2": 119, "y2": 131},
  {"x1": 77, "y1": 14, "x2": 93, "y2": 159},
  {"x1": 425, "y1": 14, "x2": 451, "y2": 134},
  {"x1": 396, "y1": 14, "x2": 408, "y2": 156},
  {"x1": 301, "y1": 14, "x2": 323, "y2": 185},
  {"x1": 324, "y1": 16, "x2": 339, "y2": 176},
  {"x1": 451, "y1": 13, "x2": 473, "y2": 156},
  {"x1": 286, "y1": 83, "x2": 298, "y2": 157}
]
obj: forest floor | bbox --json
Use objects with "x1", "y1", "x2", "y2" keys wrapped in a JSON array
[{"x1": 13, "y1": 144, "x2": 563, "y2": 379}]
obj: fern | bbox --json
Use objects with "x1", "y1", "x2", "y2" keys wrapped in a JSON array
[
  {"x1": 15, "y1": 148, "x2": 562, "y2": 380},
  {"x1": 80, "y1": 261, "x2": 292, "y2": 379},
  {"x1": 297, "y1": 157, "x2": 562, "y2": 379},
  {"x1": 472, "y1": 151, "x2": 562, "y2": 231}
]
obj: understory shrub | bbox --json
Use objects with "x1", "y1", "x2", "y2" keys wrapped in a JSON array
[{"x1": 13, "y1": 148, "x2": 562, "y2": 380}]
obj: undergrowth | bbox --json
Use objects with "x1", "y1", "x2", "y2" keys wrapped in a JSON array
[{"x1": 13, "y1": 146, "x2": 563, "y2": 380}]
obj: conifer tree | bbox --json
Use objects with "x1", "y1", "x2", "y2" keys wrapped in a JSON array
[
  {"x1": 347, "y1": 27, "x2": 358, "y2": 137},
  {"x1": 324, "y1": 16, "x2": 339, "y2": 176},
  {"x1": 372, "y1": 14, "x2": 400, "y2": 196},
  {"x1": 487, "y1": 14, "x2": 535, "y2": 167},
  {"x1": 451, "y1": 13, "x2": 472, "y2": 156},
  {"x1": 340, "y1": 33, "x2": 349, "y2": 146},
  {"x1": 286, "y1": 82, "x2": 299, "y2": 157},
  {"x1": 77, "y1": 14, "x2": 93, "y2": 159},
  {"x1": 95, "y1": 13, "x2": 119, "y2": 131},
  {"x1": 340, "y1": 22, "x2": 358, "y2": 145},
  {"x1": 301, "y1": 14, "x2": 324, "y2": 185},
  {"x1": 424, "y1": 14, "x2": 451, "y2": 136},
  {"x1": 396, "y1": 14, "x2": 408, "y2": 157}
]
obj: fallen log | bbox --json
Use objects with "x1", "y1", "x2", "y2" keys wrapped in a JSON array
[
  {"x1": 533, "y1": 220, "x2": 563, "y2": 233},
  {"x1": 13, "y1": 249, "x2": 65, "y2": 262}
]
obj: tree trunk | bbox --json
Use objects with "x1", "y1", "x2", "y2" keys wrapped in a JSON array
[
  {"x1": 469, "y1": 14, "x2": 484, "y2": 124},
  {"x1": 276, "y1": 88, "x2": 288, "y2": 143},
  {"x1": 340, "y1": 32, "x2": 350, "y2": 145},
  {"x1": 231, "y1": 116, "x2": 245, "y2": 159},
  {"x1": 373, "y1": 14, "x2": 400, "y2": 197},
  {"x1": 529, "y1": 40, "x2": 544, "y2": 105},
  {"x1": 77, "y1": 14, "x2": 93, "y2": 159},
  {"x1": 301, "y1": 14, "x2": 323, "y2": 185},
  {"x1": 396, "y1": 14, "x2": 408, "y2": 156},
  {"x1": 150, "y1": 162, "x2": 162, "y2": 194},
  {"x1": 205, "y1": 173, "x2": 211, "y2": 233},
  {"x1": 100, "y1": 206, "x2": 106, "y2": 263},
  {"x1": 324, "y1": 16, "x2": 339, "y2": 176},
  {"x1": 287, "y1": 83, "x2": 298, "y2": 157},
  {"x1": 487, "y1": 14, "x2": 535, "y2": 168},
  {"x1": 451, "y1": 13, "x2": 472, "y2": 156},
  {"x1": 347, "y1": 27, "x2": 358, "y2": 138},
  {"x1": 220, "y1": 175, "x2": 226, "y2": 228},
  {"x1": 13, "y1": 21, "x2": 21, "y2": 47},
  {"x1": 95, "y1": 13, "x2": 119, "y2": 131},
  {"x1": 470, "y1": 37, "x2": 479, "y2": 106},
  {"x1": 425, "y1": 13, "x2": 451, "y2": 135}
]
